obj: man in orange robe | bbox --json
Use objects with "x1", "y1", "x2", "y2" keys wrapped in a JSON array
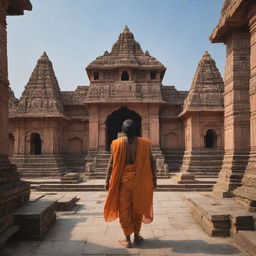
[{"x1": 104, "y1": 119, "x2": 157, "y2": 248}]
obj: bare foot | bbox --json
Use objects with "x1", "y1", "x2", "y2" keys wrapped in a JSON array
[
  {"x1": 134, "y1": 234, "x2": 144, "y2": 245},
  {"x1": 119, "y1": 239, "x2": 132, "y2": 248}
]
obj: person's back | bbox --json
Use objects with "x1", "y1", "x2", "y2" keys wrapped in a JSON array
[
  {"x1": 125, "y1": 136, "x2": 137, "y2": 165},
  {"x1": 104, "y1": 119, "x2": 157, "y2": 248}
]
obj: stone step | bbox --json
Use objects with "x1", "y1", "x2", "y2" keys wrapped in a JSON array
[
  {"x1": 233, "y1": 231, "x2": 256, "y2": 256},
  {"x1": 0, "y1": 215, "x2": 14, "y2": 237},
  {"x1": 185, "y1": 195, "x2": 255, "y2": 238},
  {"x1": 34, "y1": 183, "x2": 214, "y2": 192},
  {"x1": 13, "y1": 200, "x2": 56, "y2": 240},
  {"x1": 16, "y1": 163, "x2": 67, "y2": 168},
  {"x1": 21, "y1": 173, "x2": 62, "y2": 178},
  {"x1": 95, "y1": 163, "x2": 109, "y2": 166},
  {"x1": 0, "y1": 225, "x2": 20, "y2": 250}
]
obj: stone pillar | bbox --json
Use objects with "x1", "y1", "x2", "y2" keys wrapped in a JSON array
[
  {"x1": 88, "y1": 104, "x2": 99, "y2": 150},
  {"x1": 234, "y1": 6, "x2": 256, "y2": 210},
  {"x1": 142, "y1": 118, "x2": 150, "y2": 139},
  {"x1": 0, "y1": 2, "x2": 9, "y2": 160},
  {"x1": 213, "y1": 28, "x2": 251, "y2": 197},
  {"x1": 149, "y1": 105, "x2": 160, "y2": 147},
  {"x1": 98, "y1": 119, "x2": 106, "y2": 150},
  {"x1": 0, "y1": 1, "x2": 30, "y2": 221}
]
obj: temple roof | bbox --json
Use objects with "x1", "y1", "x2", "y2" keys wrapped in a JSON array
[
  {"x1": 210, "y1": 0, "x2": 249, "y2": 43},
  {"x1": 180, "y1": 51, "x2": 224, "y2": 116},
  {"x1": 15, "y1": 52, "x2": 66, "y2": 118},
  {"x1": 86, "y1": 26, "x2": 166, "y2": 70}
]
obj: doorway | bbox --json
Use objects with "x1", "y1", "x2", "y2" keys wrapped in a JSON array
[
  {"x1": 204, "y1": 129, "x2": 217, "y2": 148},
  {"x1": 30, "y1": 133, "x2": 42, "y2": 155},
  {"x1": 105, "y1": 107, "x2": 141, "y2": 150}
]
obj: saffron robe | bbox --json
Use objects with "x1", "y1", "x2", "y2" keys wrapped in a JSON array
[{"x1": 104, "y1": 137, "x2": 154, "y2": 224}]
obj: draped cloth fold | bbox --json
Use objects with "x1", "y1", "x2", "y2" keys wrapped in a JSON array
[{"x1": 104, "y1": 137, "x2": 154, "y2": 229}]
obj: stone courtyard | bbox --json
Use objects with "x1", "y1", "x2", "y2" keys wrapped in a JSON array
[
  {"x1": 1, "y1": 1, "x2": 256, "y2": 256},
  {"x1": 2, "y1": 191, "x2": 252, "y2": 256}
]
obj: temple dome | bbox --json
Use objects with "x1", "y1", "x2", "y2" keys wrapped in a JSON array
[{"x1": 87, "y1": 26, "x2": 165, "y2": 70}]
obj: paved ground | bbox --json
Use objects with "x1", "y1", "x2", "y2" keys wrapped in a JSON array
[{"x1": 3, "y1": 192, "x2": 250, "y2": 256}]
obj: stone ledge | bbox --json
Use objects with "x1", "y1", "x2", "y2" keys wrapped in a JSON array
[
  {"x1": 13, "y1": 199, "x2": 56, "y2": 240},
  {"x1": 184, "y1": 194, "x2": 255, "y2": 237},
  {"x1": 233, "y1": 230, "x2": 256, "y2": 256}
]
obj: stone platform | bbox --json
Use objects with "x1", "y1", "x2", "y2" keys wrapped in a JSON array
[
  {"x1": 1, "y1": 192, "x2": 251, "y2": 256},
  {"x1": 25, "y1": 178, "x2": 216, "y2": 192},
  {"x1": 13, "y1": 200, "x2": 57, "y2": 240},
  {"x1": 184, "y1": 194, "x2": 256, "y2": 255}
]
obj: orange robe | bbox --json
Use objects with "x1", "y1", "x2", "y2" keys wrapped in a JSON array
[{"x1": 104, "y1": 137, "x2": 154, "y2": 235}]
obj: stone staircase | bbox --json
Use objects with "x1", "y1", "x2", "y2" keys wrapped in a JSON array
[
  {"x1": 85, "y1": 147, "x2": 171, "y2": 179},
  {"x1": 85, "y1": 150, "x2": 112, "y2": 179},
  {"x1": 162, "y1": 149, "x2": 185, "y2": 173},
  {"x1": 180, "y1": 149, "x2": 224, "y2": 178},
  {"x1": 63, "y1": 153, "x2": 85, "y2": 171},
  {"x1": 11, "y1": 154, "x2": 68, "y2": 178}
]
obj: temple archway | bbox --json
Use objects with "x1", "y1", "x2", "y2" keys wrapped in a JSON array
[
  {"x1": 30, "y1": 133, "x2": 42, "y2": 155},
  {"x1": 9, "y1": 133, "x2": 15, "y2": 156},
  {"x1": 204, "y1": 129, "x2": 217, "y2": 148},
  {"x1": 105, "y1": 107, "x2": 142, "y2": 150}
]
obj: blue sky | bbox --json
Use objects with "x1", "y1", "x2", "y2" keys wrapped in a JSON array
[{"x1": 7, "y1": 0, "x2": 225, "y2": 98}]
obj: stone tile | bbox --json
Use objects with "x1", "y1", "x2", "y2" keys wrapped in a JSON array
[
  {"x1": 35, "y1": 241, "x2": 85, "y2": 255},
  {"x1": 3, "y1": 192, "x2": 251, "y2": 256},
  {"x1": 82, "y1": 240, "x2": 139, "y2": 255},
  {"x1": 2, "y1": 241, "x2": 40, "y2": 256}
]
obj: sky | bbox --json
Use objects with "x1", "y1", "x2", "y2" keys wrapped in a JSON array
[{"x1": 7, "y1": 0, "x2": 225, "y2": 98}]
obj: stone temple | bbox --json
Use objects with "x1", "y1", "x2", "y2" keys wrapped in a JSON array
[
  {"x1": 8, "y1": 26, "x2": 226, "y2": 179},
  {"x1": 1, "y1": 0, "x2": 256, "y2": 254}
]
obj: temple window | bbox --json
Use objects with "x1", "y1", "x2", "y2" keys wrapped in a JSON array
[
  {"x1": 121, "y1": 71, "x2": 129, "y2": 81},
  {"x1": 150, "y1": 71, "x2": 157, "y2": 80},
  {"x1": 93, "y1": 72, "x2": 99, "y2": 80}
]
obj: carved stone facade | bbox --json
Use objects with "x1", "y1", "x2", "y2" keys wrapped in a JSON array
[
  {"x1": 8, "y1": 26, "x2": 227, "y2": 178},
  {"x1": 210, "y1": 0, "x2": 256, "y2": 209},
  {"x1": 179, "y1": 52, "x2": 224, "y2": 178},
  {"x1": 0, "y1": 0, "x2": 31, "y2": 240}
]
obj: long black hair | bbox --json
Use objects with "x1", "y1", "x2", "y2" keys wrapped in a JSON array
[{"x1": 122, "y1": 119, "x2": 136, "y2": 143}]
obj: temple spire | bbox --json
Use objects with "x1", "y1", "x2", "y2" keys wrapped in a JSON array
[
  {"x1": 17, "y1": 52, "x2": 65, "y2": 117},
  {"x1": 87, "y1": 27, "x2": 165, "y2": 69},
  {"x1": 181, "y1": 51, "x2": 224, "y2": 114}
]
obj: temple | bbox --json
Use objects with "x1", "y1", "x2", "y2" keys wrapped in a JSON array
[
  {"x1": 8, "y1": 26, "x2": 225, "y2": 178},
  {"x1": 1, "y1": 0, "x2": 256, "y2": 254}
]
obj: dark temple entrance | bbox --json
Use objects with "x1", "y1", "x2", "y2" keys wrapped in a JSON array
[
  {"x1": 105, "y1": 107, "x2": 142, "y2": 151},
  {"x1": 30, "y1": 133, "x2": 42, "y2": 155},
  {"x1": 204, "y1": 129, "x2": 217, "y2": 148}
]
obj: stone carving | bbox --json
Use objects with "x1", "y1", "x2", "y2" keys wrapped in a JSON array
[
  {"x1": 85, "y1": 26, "x2": 166, "y2": 104},
  {"x1": 182, "y1": 51, "x2": 224, "y2": 114},
  {"x1": 16, "y1": 52, "x2": 65, "y2": 117},
  {"x1": 85, "y1": 162, "x2": 93, "y2": 173},
  {"x1": 156, "y1": 158, "x2": 165, "y2": 173},
  {"x1": 87, "y1": 26, "x2": 165, "y2": 69}
]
